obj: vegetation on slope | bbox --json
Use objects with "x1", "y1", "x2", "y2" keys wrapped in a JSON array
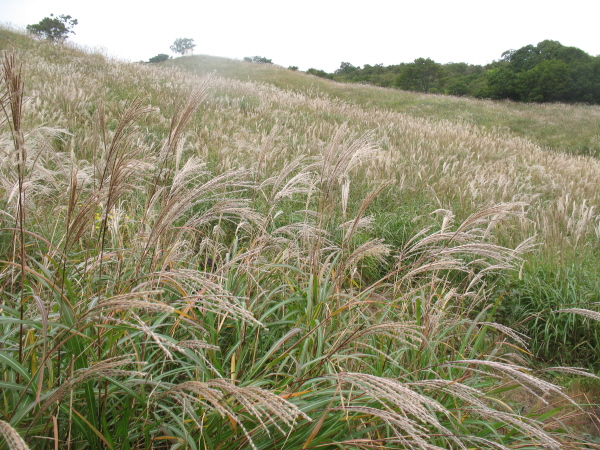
[
  {"x1": 169, "y1": 54, "x2": 600, "y2": 158},
  {"x1": 301, "y1": 40, "x2": 600, "y2": 105},
  {"x1": 168, "y1": 50, "x2": 600, "y2": 371},
  {"x1": 1, "y1": 27, "x2": 600, "y2": 448}
]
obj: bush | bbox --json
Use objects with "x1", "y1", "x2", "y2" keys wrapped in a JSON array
[
  {"x1": 500, "y1": 261, "x2": 600, "y2": 369},
  {"x1": 447, "y1": 79, "x2": 470, "y2": 96},
  {"x1": 306, "y1": 68, "x2": 334, "y2": 79},
  {"x1": 148, "y1": 53, "x2": 170, "y2": 63}
]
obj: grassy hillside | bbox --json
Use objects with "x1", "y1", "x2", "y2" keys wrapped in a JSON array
[
  {"x1": 170, "y1": 55, "x2": 600, "y2": 157},
  {"x1": 170, "y1": 53, "x2": 600, "y2": 369},
  {"x1": 1, "y1": 27, "x2": 600, "y2": 449}
]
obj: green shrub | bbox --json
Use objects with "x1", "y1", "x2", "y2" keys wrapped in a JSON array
[
  {"x1": 500, "y1": 260, "x2": 600, "y2": 369},
  {"x1": 148, "y1": 53, "x2": 169, "y2": 63}
]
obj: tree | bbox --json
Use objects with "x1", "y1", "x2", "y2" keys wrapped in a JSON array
[
  {"x1": 485, "y1": 67, "x2": 518, "y2": 100},
  {"x1": 515, "y1": 59, "x2": 571, "y2": 102},
  {"x1": 395, "y1": 58, "x2": 444, "y2": 93},
  {"x1": 148, "y1": 54, "x2": 170, "y2": 63},
  {"x1": 504, "y1": 44, "x2": 539, "y2": 72},
  {"x1": 501, "y1": 41, "x2": 591, "y2": 74},
  {"x1": 446, "y1": 79, "x2": 469, "y2": 96},
  {"x1": 170, "y1": 38, "x2": 196, "y2": 55},
  {"x1": 487, "y1": 40, "x2": 600, "y2": 103},
  {"x1": 569, "y1": 57, "x2": 600, "y2": 103},
  {"x1": 26, "y1": 14, "x2": 78, "y2": 42},
  {"x1": 335, "y1": 62, "x2": 359, "y2": 75}
]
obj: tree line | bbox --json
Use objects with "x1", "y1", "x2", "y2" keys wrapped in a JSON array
[{"x1": 305, "y1": 40, "x2": 600, "y2": 104}]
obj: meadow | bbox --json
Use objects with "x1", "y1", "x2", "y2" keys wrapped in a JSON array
[{"x1": 1, "y1": 26, "x2": 600, "y2": 449}]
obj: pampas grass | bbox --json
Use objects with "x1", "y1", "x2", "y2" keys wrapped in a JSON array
[{"x1": 1, "y1": 28, "x2": 600, "y2": 449}]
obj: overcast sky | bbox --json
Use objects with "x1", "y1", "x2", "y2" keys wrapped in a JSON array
[{"x1": 2, "y1": 0, "x2": 599, "y2": 72}]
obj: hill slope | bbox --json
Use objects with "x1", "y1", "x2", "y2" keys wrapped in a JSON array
[
  {"x1": 1, "y1": 27, "x2": 600, "y2": 448},
  {"x1": 170, "y1": 54, "x2": 600, "y2": 156}
]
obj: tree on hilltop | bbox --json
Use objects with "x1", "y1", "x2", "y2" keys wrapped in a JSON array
[
  {"x1": 487, "y1": 40, "x2": 600, "y2": 103},
  {"x1": 170, "y1": 38, "x2": 196, "y2": 55},
  {"x1": 335, "y1": 62, "x2": 359, "y2": 75},
  {"x1": 395, "y1": 58, "x2": 444, "y2": 93},
  {"x1": 26, "y1": 14, "x2": 78, "y2": 42}
]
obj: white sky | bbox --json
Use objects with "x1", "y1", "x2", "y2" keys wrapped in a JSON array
[{"x1": 2, "y1": 0, "x2": 599, "y2": 72}]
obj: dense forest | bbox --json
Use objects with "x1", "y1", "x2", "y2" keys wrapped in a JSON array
[{"x1": 303, "y1": 40, "x2": 600, "y2": 104}]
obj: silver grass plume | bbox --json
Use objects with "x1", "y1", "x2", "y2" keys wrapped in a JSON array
[
  {"x1": 329, "y1": 372, "x2": 462, "y2": 448},
  {"x1": 162, "y1": 379, "x2": 310, "y2": 450},
  {"x1": 0, "y1": 421, "x2": 29, "y2": 450},
  {"x1": 35, "y1": 356, "x2": 146, "y2": 422}
]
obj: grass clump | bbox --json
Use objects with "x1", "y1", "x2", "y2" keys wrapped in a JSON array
[{"x1": 500, "y1": 259, "x2": 600, "y2": 370}]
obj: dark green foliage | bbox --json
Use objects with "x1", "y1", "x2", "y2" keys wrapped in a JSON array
[
  {"x1": 395, "y1": 57, "x2": 444, "y2": 93},
  {"x1": 502, "y1": 45, "x2": 539, "y2": 72},
  {"x1": 170, "y1": 37, "x2": 196, "y2": 55},
  {"x1": 335, "y1": 61, "x2": 359, "y2": 75},
  {"x1": 148, "y1": 53, "x2": 170, "y2": 63},
  {"x1": 446, "y1": 79, "x2": 470, "y2": 96},
  {"x1": 486, "y1": 40, "x2": 600, "y2": 103},
  {"x1": 516, "y1": 59, "x2": 571, "y2": 102},
  {"x1": 243, "y1": 56, "x2": 273, "y2": 64},
  {"x1": 444, "y1": 63, "x2": 487, "y2": 97},
  {"x1": 26, "y1": 14, "x2": 77, "y2": 42},
  {"x1": 287, "y1": 66, "x2": 299, "y2": 71},
  {"x1": 305, "y1": 68, "x2": 333, "y2": 79},
  {"x1": 486, "y1": 67, "x2": 519, "y2": 100},
  {"x1": 360, "y1": 63, "x2": 401, "y2": 86},
  {"x1": 570, "y1": 57, "x2": 600, "y2": 103},
  {"x1": 502, "y1": 40, "x2": 592, "y2": 72},
  {"x1": 305, "y1": 59, "x2": 489, "y2": 95},
  {"x1": 295, "y1": 39, "x2": 599, "y2": 104},
  {"x1": 328, "y1": 62, "x2": 404, "y2": 86}
]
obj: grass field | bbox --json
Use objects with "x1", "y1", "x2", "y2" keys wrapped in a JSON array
[
  {"x1": 1, "y1": 26, "x2": 600, "y2": 449},
  {"x1": 169, "y1": 54, "x2": 600, "y2": 157}
]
